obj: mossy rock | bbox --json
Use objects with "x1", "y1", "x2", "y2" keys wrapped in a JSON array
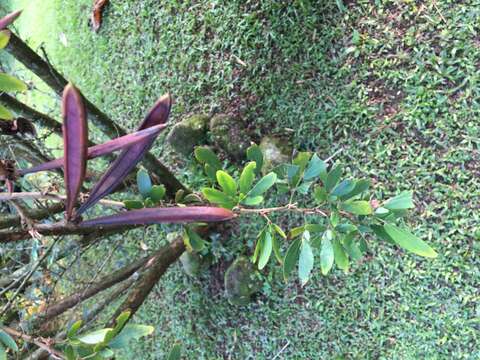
[
  {"x1": 259, "y1": 136, "x2": 292, "y2": 174},
  {"x1": 167, "y1": 114, "x2": 210, "y2": 155},
  {"x1": 180, "y1": 251, "x2": 202, "y2": 277},
  {"x1": 224, "y1": 257, "x2": 259, "y2": 306},
  {"x1": 209, "y1": 114, "x2": 250, "y2": 160}
]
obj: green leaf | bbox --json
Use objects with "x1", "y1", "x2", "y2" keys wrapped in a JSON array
[
  {"x1": 291, "y1": 152, "x2": 311, "y2": 185},
  {"x1": 150, "y1": 185, "x2": 166, "y2": 202},
  {"x1": 272, "y1": 224, "x2": 286, "y2": 239},
  {"x1": 99, "y1": 348, "x2": 115, "y2": 358},
  {"x1": 0, "y1": 73, "x2": 27, "y2": 92},
  {"x1": 314, "y1": 185, "x2": 327, "y2": 204},
  {"x1": 64, "y1": 346, "x2": 76, "y2": 360},
  {"x1": 248, "y1": 172, "x2": 277, "y2": 197},
  {"x1": 286, "y1": 164, "x2": 300, "y2": 185},
  {"x1": 283, "y1": 238, "x2": 301, "y2": 281},
  {"x1": 340, "y1": 200, "x2": 372, "y2": 215},
  {"x1": 167, "y1": 343, "x2": 182, "y2": 360},
  {"x1": 246, "y1": 144, "x2": 263, "y2": 175},
  {"x1": 342, "y1": 233, "x2": 363, "y2": 261},
  {"x1": 108, "y1": 325, "x2": 154, "y2": 349},
  {"x1": 384, "y1": 224, "x2": 437, "y2": 258},
  {"x1": 303, "y1": 154, "x2": 327, "y2": 181},
  {"x1": 0, "y1": 330, "x2": 18, "y2": 352},
  {"x1": 202, "y1": 188, "x2": 236, "y2": 209},
  {"x1": 239, "y1": 161, "x2": 256, "y2": 194},
  {"x1": 258, "y1": 230, "x2": 272, "y2": 270},
  {"x1": 271, "y1": 232, "x2": 283, "y2": 264},
  {"x1": 124, "y1": 200, "x2": 144, "y2": 210},
  {"x1": 298, "y1": 238, "x2": 314, "y2": 285},
  {"x1": 331, "y1": 179, "x2": 356, "y2": 197},
  {"x1": 384, "y1": 191, "x2": 414, "y2": 210},
  {"x1": 111, "y1": 311, "x2": 131, "y2": 337},
  {"x1": 136, "y1": 169, "x2": 152, "y2": 197},
  {"x1": 343, "y1": 179, "x2": 370, "y2": 199},
  {"x1": 194, "y1": 146, "x2": 222, "y2": 169},
  {"x1": 252, "y1": 228, "x2": 265, "y2": 263},
  {"x1": 0, "y1": 30, "x2": 10, "y2": 49},
  {"x1": 0, "y1": 345, "x2": 6, "y2": 360},
  {"x1": 320, "y1": 230, "x2": 334, "y2": 275},
  {"x1": 216, "y1": 170, "x2": 237, "y2": 197},
  {"x1": 332, "y1": 238, "x2": 349, "y2": 271},
  {"x1": 325, "y1": 165, "x2": 343, "y2": 192},
  {"x1": 0, "y1": 105, "x2": 13, "y2": 120},
  {"x1": 78, "y1": 328, "x2": 111, "y2": 345},
  {"x1": 184, "y1": 227, "x2": 205, "y2": 252},
  {"x1": 67, "y1": 320, "x2": 83, "y2": 339},
  {"x1": 241, "y1": 195, "x2": 263, "y2": 206},
  {"x1": 371, "y1": 224, "x2": 395, "y2": 244}
]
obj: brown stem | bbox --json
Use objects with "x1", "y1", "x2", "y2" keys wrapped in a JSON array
[
  {"x1": 0, "y1": 192, "x2": 124, "y2": 208},
  {"x1": 108, "y1": 237, "x2": 185, "y2": 326},
  {"x1": 0, "y1": 202, "x2": 64, "y2": 230},
  {"x1": 235, "y1": 203, "x2": 329, "y2": 217},
  {"x1": 5, "y1": 32, "x2": 187, "y2": 196}
]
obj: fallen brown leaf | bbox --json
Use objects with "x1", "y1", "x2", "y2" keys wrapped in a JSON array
[{"x1": 91, "y1": 0, "x2": 109, "y2": 32}]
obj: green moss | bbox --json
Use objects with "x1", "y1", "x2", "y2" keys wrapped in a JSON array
[
  {"x1": 259, "y1": 136, "x2": 292, "y2": 174},
  {"x1": 167, "y1": 114, "x2": 210, "y2": 156},
  {"x1": 224, "y1": 257, "x2": 258, "y2": 306},
  {"x1": 209, "y1": 114, "x2": 250, "y2": 160}
]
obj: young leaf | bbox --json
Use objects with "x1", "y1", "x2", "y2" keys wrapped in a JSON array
[
  {"x1": 0, "y1": 10, "x2": 22, "y2": 30},
  {"x1": 19, "y1": 124, "x2": 167, "y2": 175},
  {"x1": 194, "y1": 146, "x2": 222, "y2": 170},
  {"x1": 108, "y1": 325, "x2": 154, "y2": 349},
  {"x1": 342, "y1": 179, "x2": 370, "y2": 199},
  {"x1": 283, "y1": 238, "x2": 301, "y2": 281},
  {"x1": 216, "y1": 170, "x2": 237, "y2": 197},
  {"x1": 150, "y1": 185, "x2": 166, "y2": 202},
  {"x1": 384, "y1": 191, "x2": 414, "y2": 210},
  {"x1": 62, "y1": 84, "x2": 88, "y2": 220},
  {"x1": 202, "y1": 188, "x2": 236, "y2": 209},
  {"x1": 0, "y1": 30, "x2": 11, "y2": 49},
  {"x1": 241, "y1": 195, "x2": 264, "y2": 206},
  {"x1": 248, "y1": 172, "x2": 277, "y2": 197},
  {"x1": 298, "y1": 237, "x2": 314, "y2": 285},
  {"x1": 0, "y1": 73, "x2": 27, "y2": 92},
  {"x1": 0, "y1": 104, "x2": 13, "y2": 120},
  {"x1": 340, "y1": 200, "x2": 372, "y2": 215},
  {"x1": 331, "y1": 179, "x2": 356, "y2": 197},
  {"x1": 332, "y1": 238, "x2": 349, "y2": 271},
  {"x1": 77, "y1": 94, "x2": 171, "y2": 215},
  {"x1": 137, "y1": 169, "x2": 152, "y2": 197},
  {"x1": 123, "y1": 200, "x2": 144, "y2": 210},
  {"x1": 320, "y1": 230, "x2": 334, "y2": 275},
  {"x1": 246, "y1": 144, "x2": 263, "y2": 175},
  {"x1": 325, "y1": 165, "x2": 343, "y2": 192},
  {"x1": 303, "y1": 154, "x2": 327, "y2": 181},
  {"x1": 258, "y1": 230, "x2": 272, "y2": 270},
  {"x1": 383, "y1": 224, "x2": 437, "y2": 258},
  {"x1": 0, "y1": 330, "x2": 18, "y2": 352},
  {"x1": 252, "y1": 228, "x2": 266, "y2": 263},
  {"x1": 184, "y1": 227, "x2": 206, "y2": 252},
  {"x1": 272, "y1": 223, "x2": 287, "y2": 239},
  {"x1": 80, "y1": 206, "x2": 233, "y2": 227},
  {"x1": 67, "y1": 320, "x2": 83, "y2": 339},
  {"x1": 271, "y1": 233, "x2": 283, "y2": 264},
  {"x1": 239, "y1": 161, "x2": 256, "y2": 194}
]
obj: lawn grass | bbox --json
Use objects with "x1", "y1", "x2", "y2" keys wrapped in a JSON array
[{"x1": 3, "y1": 0, "x2": 480, "y2": 358}]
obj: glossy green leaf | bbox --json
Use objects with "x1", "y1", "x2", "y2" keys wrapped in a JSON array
[
  {"x1": 384, "y1": 224, "x2": 437, "y2": 258},
  {"x1": 342, "y1": 233, "x2": 363, "y2": 261},
  {"x1": 340, "y1": 200, "x2": 372, "y2": 215},
  {"x1": 67, "y1": 320, "x2": 83, "y2": 339},
  {"x1": 216, "y1": 170, "x2": 237, "y2": 197},
  {"x1": 332, "y1": 238, "x2": 349, "y2": 271},
  {"x1": 384, "y1": 191, "x2": 414, "y2": 210},
  {"x1": 0, "y1": 73, "x2": 27, "y2": 92},
  {"x1": 124, "y1": 200, "x2": 144, "y2": 210},
  {"x1": 0, "y1": 30, "x2": 10, "y2": 49},
  {"x1": 283, "y1": 238, "x2": 301, "y2": 281},
  {"x1": 258, "y1": 230, "x2": 272, "y2": 270},
  {"x1": 286, "y1": 164, "x2": 300, "y2": 185},
  {"x1": 320, "y1": 230, "x2": 334, "y2": 275},
  {"x1": 252, "y1": 229, "x2": 265, "y2": 263},
  {"x1": 298, "y1": 238, "x2": 314, "y2": 285},
  {"x1": 136, "y1": 169, "x2": 152, "y2": 197},
  {"x1": 271, "y1": 232, "x2": 283, "y2": 264},
  {"x1": 325, "y1": 165, "x2": 343, "y2": 192},
  {"x1": 195, "y1": 146, "x2": 222, "y2": 169},
  {"x1": 204, "y1": 163, "x2": 217, "y2": 182},
  {"x1": 108, "y1": 325, "x2": 154, "y2": 349},
  {"x1": 202, "y1": 188, "x2": 236, "y2": 209},
  {"x1": 371, "y1": 224, "x2": 395, "y2": 244},
  {"x1": 342, "y1": 179, "x2": 370, "y2": 199},
  {"x1": 303, "y1": 154, "x2": 327, "y2": 181},
  {"x1": 241, "y1": 195, "x2": 264, "y2": 206},
  {"x1": 331, "y1": 179, "x2": 356, "y2": 197},
  {"x1": 291, "y1": 152, "x2": 311, "y2": 185},
  {"x1": 314, "y1": 185, "x2": 327, "y2": 204},
  {"x1": 0, "y1": 104, "x2": 13, "y2": 120},
  {"x1": 272, "y1": 223, "x2": 287, "y2": 239},
  {"x1": 184, "y1": 227, "x2": 205, "y2": 252},
  {"x1": 150, "y1": 185, "x2": 166, "y2": 202},
  {"x1": 246, "y1": 144, "x2": 263, "y2": 175},
  {"x1": 78, "y1": 328, "x2": 111, "y2": 345},
  {"x1": 249, "y1": 172, "x2": 277, "y2": 197},
  {"x1": 239, "y1": 161, "x2": 256, "y2": 194},
  {"x1": 0, "y1": 330, "x2": 17, "y2": 352}
]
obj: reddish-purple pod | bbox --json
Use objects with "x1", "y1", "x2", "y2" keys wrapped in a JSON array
[
  {"x1": 62, "y1": 84, "x2": 88, "y2": 221},
  {"x1": 79, "y1": 206, "x2": 234, "y2": 228},
  {"x1": 77, "y1": 94, "x2": 171, "y2": 215},
  {"x1": 19, "y1": 123, "x2": 167, "y2": 176},
  {"x1": 0, "y1": 10, "x2": 22, "y2": 30}
]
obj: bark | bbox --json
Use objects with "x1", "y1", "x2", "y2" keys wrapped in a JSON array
[
  {"x1": 109, "y1": 237, "x2": 185, "y2": 326},
  {"x1": 5, "y1": 33, "x2": 186, "y2": 196}
]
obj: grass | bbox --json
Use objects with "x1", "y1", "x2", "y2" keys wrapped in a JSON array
[{"x1": 3, "y1": 0, "x2": 480, "y2": 358}]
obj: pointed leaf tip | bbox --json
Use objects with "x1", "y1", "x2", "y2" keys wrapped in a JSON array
[
  {"x1": 0, "y1": 10, "x2": 22, "y2": 30},
  {"x1": 77, "y1": 95, "x2": 172, "y2": 215},
  {"x1": 62, "y1": 84, "x2": 88, "y2": 220},
  {"x1": 79, "y1": 206, "x2": 234, "y2": 227}
]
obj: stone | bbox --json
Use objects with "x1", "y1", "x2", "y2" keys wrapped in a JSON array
[
  {"x1": 180, "y1": 251, "x2": 202, "y2": 277},
  {"x1": 224, "y1": 257, "x2": 259, "y2": 306},
  {"x1": 209, "y1": 114, "x2": 250, "y2": 160},
  {"x1": 167, "y1": 114, "x2": 210, "y2": 155},
  {"x1": 259, "y1": 136, "x2": 291, "y2": 174}
]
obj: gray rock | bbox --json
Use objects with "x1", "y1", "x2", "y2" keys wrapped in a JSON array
[
  {"x1": 224, "y1": 257, "x2": 259, "y2": 306},
  {"x1": 167, "y1": 114, "x2": 210, "y2": 155},
  {"x1": 259, "y1": 136, "x2": 291, "y2": 174}
]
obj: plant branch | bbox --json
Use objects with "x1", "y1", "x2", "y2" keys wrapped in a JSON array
[
  {"x1": 235, "y1": 203, "x2": 329, "y2": 217},
  {"x1": 0, "y1": 192, "x2": 125, "y2": 208}
]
